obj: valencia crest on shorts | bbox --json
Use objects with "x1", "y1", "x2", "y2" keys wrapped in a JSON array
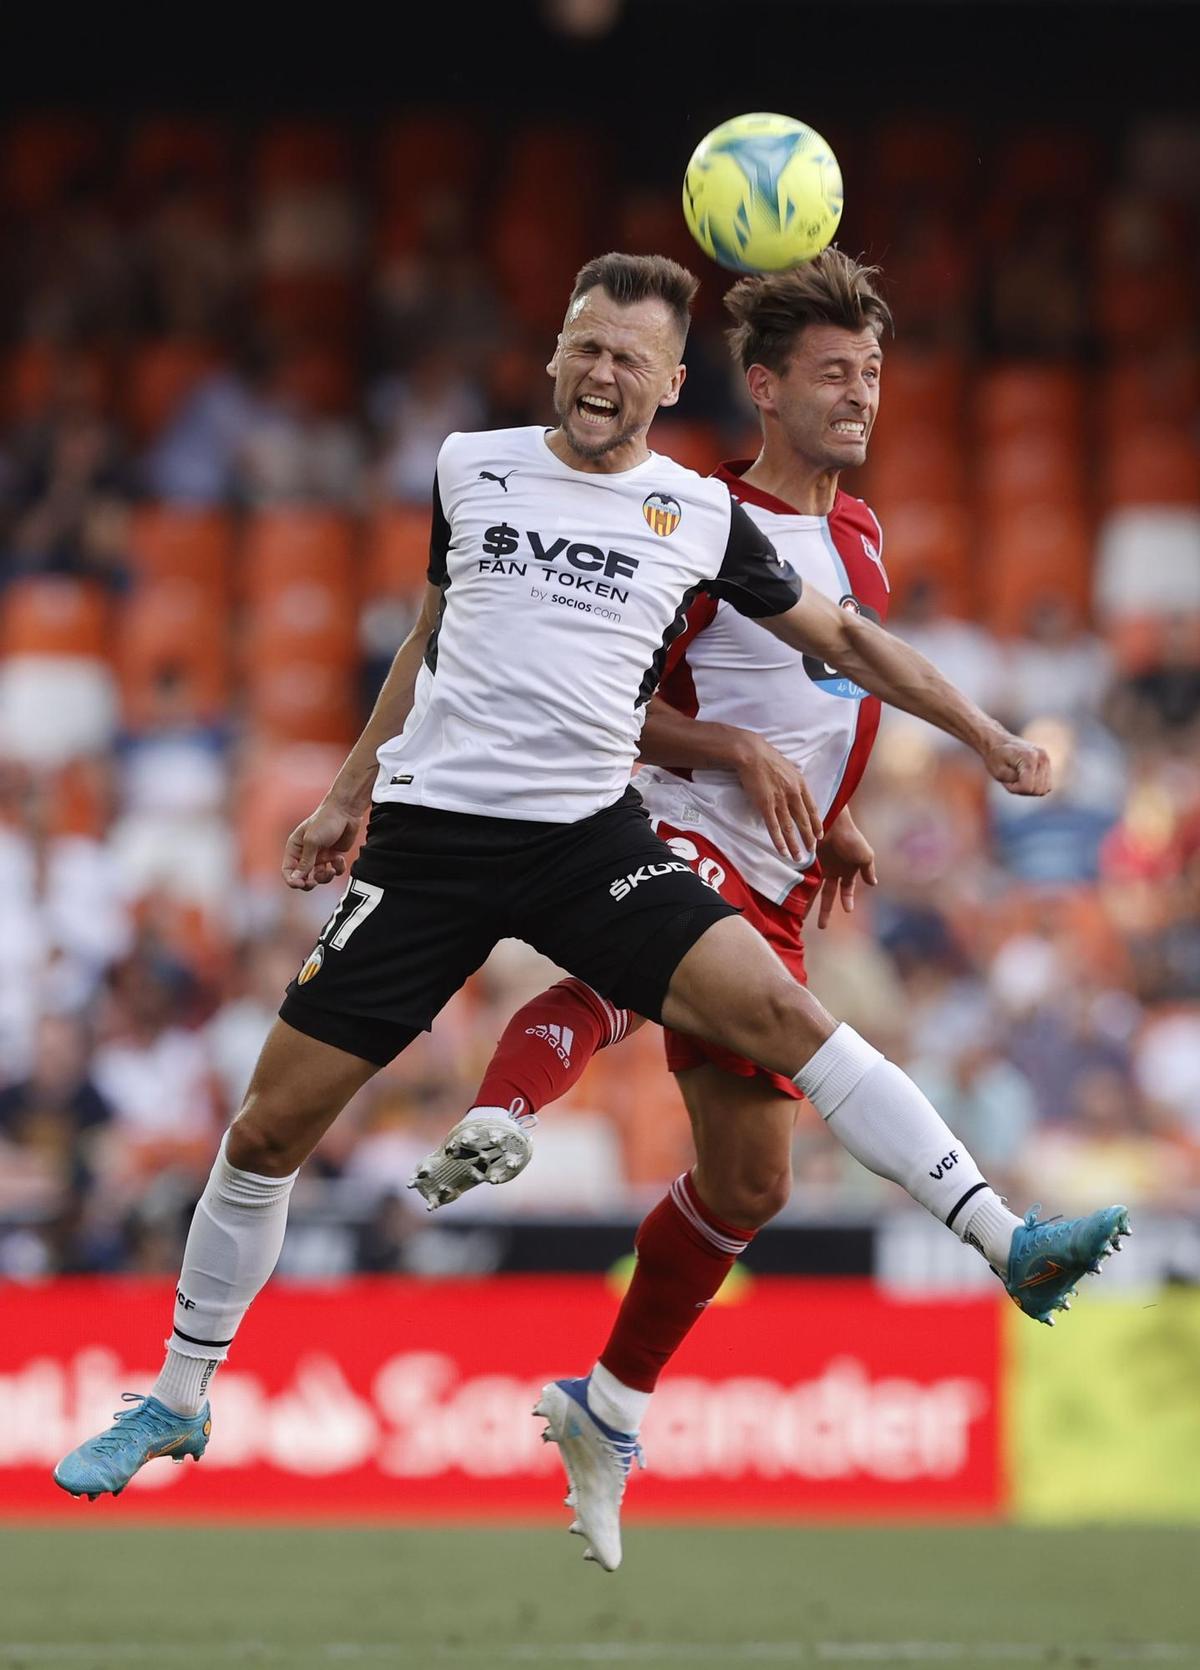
[{"x1": 643, "y1": 492, "x2": 682, "y2": 537}]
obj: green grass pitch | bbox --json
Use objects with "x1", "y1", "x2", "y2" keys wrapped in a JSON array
[{"x1": 1, "y1": 1525, "x2": 1197, "y2": 1669}]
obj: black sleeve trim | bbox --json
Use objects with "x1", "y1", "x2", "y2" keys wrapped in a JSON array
[
  {"x1": 427, "y1": 466, "x2": 451, "y2": 585},
  {"x1": 707, "y1": 498, "x2": 803, "y2": 618}
]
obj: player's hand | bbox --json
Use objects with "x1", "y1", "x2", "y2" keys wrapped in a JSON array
[
  {"x1": 982, "y1": 731, "x2": 1052, "y2": 798},
  {"x1": 730, "y1": 732, "x2": 822, "y2": 860},
  {"x1": 282, "y1": 801, "x2": 361, "y2": 891},
  {"x1": 814, "y1": 810, "x2": 877, "y2": 929}
]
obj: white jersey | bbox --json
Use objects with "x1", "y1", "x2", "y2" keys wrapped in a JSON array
[
  {"x1": 638, "y1": 466, "x2": 889, "y2": 913},
  {"x1": 374, "y1": 428, "x2": 801, "y2": 823}
]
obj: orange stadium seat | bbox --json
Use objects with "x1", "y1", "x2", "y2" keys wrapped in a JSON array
[
  {"x1": 3, "y1": 343, "x2": 112, "y2": 428},
  {"x1": 117, "y1": 582, "x2": 230, "y2": 728},
  {"x1": 652, "y1": 421, "x2": 725, "y2": 476},
  {"x1": 992, "y1": 127, "x2": 1097, "y2": 203},
  {"x1": 244, "y1": 577, "x2": 358, "y2": 665},
  {"x1": 1096, "y1": 266, "x2": 1193, "y2": 349},
  {"x1": 244, "y1": 651, "x2": 361, "y2": 748},
  {"x1": 490, "y1": 202, "x2": 593, "y2": 333},
  {"x1": 871, "y1": 499, "x2": 973, "y2": 617},
  {"x1": 254, "y1": 121, "x2": 352, "y2": 189},
  {"x1": 873, "y1": 116, "x2": 972, "y2": 200},
  {"x1": 977, "y1": 432, "x2": 1087, "y2": 511},
  {"x1": 123, "y1": 340, "x2": 218, "y2": 442},
  {"x1": 865, "y1": 426, "x2": 967, "y2": 507},
  {"x1": 1100, "y1": 355, "x2": 1200, "y2": 440},
  {"x1": 235, "y1": 743, "x2": 360, "y2": 878},
  {"x1": 875, "y1": 350, "x2": 966, "y2": 431},
  {"x1": 242, "y1": 509, "x2": 359, "y2": 602},
  {"x1": 0, "y1": 578, "x2": 111, "y2": 660},
  {"x1": 257, "y1": 274, "x2": 357, "y2": 336},
  {"x1": 377, "y1": 114, "x2": 484, "y2": 211},
  {"x1": 4, "y1": 340, "x2": 58, "y2": 426},
  {"x1": 122, "y1": 119, "x2": 231, "y2": 195},
  {"x1": 127, "y1": 507, "x2": 235, "y2": 602},
  {"x1": 1104, "y1": 614, "x2": 1172, "y2": 676},
  {"x1": 1, "y1": 115, "x2": 100, "y2": 211},
  {"x1": 366, "y1": 507, "x2": 432, "y2": 597},
  {"x1": 975, "y1": 363, "x2": 1085, "y2": 442},
  {"x1": 1103, "y1": 425, "x2": 1200, "y2": 508},
  {"x1": 504, "y1": 122, "x2": 606, "y2": 204},
  {"x1": 978, "y1": 503, "x2": 1093, "y2": 634}
]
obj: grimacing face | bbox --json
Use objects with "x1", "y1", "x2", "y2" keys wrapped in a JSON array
[
  {"x1": 547, "y1": 286, "x2": 686, "y2": 469},
  {"x1": 750, "y1": 323, "x2": 882, "y2": 473}
]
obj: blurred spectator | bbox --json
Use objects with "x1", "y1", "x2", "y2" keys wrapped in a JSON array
[
  {"x1": 206, "y1": 936, "x2": 306, "y2": 1117},
  {"x1": 1113, "y1": 616, "x2": 1200, "y2": 734},
  {"x1": 136, "y1": 178, "x2": 242, "y2": 337},
  {"x1": 2, "y1": 355, "x2": 131, "y2": 588},
  {"x1": 1000, "y1": 598, "x2": 1114, "y2": 730},
  {"x1": 89, "y1": 950, "x2": 217, "y2": 1198},
  {"x1": 369, "y1": 343, "x2": 484, "y2": 503},
  {"x1": 908, "y1": 1035, "x2": 1040, "y2": 1192},
  {"x1": 0, "y1": 1012, "x2": 112, "y2": 1235},
  {"x1": 988, "y1": 717, "x2": 1126, "y2": 885}
]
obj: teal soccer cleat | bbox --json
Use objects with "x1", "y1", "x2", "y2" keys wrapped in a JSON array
[
  {"x1": 1003, "y1": 1204, "x2": 1131, "y2": 1324},
  {"x1": 53, "y1": 1394, "x2": 211, "y2": 1500}
]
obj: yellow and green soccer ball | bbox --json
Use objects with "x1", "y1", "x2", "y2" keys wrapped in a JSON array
[{"x1": 682, "y1": 112, "x2": 843, "y2": 272}]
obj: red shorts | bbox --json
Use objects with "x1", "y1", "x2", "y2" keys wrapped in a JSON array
[{"x1": 655, "y1": 820, "x2": 807, "y2": 1100}]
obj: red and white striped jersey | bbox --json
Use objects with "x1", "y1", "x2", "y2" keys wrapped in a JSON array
[{"x1": 637, "y1": 462, "x2": 889, "y2": 915}]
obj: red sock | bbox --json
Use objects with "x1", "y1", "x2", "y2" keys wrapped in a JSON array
[
  {"x1": 599, "y1": 1172, "x2": 755, "y2": 1392},
  {"x1": 473, "y1": 977, "x2": 632, "y2": 1116}
]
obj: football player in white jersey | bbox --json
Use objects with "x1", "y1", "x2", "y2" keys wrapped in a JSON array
[
  {"x1": 412, "y1": 252, "x2": 1131, "y2": 1570},
  {"x1": 55, "y1": 252, "x2": 1123, "y2": 1522}
]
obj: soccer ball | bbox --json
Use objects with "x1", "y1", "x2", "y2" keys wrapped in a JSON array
[{"x1": 682, "y1": 112, "x2": 843, "y2": 273}]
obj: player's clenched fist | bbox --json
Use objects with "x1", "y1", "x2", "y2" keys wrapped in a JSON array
[
  {"x1": 983, "y1": 733, "x2": 1052, "y2": 797},
  {"x1": 282, "y1": 801, "x2": 361, "y2": 891}
]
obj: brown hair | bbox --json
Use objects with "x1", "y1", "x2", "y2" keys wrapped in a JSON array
[
  {"x1": 568, "y1": 252, "x2": 699, "y2": 347},
  {"x1": 724, "y1": 248, "x2": 893, "y2": 373}
]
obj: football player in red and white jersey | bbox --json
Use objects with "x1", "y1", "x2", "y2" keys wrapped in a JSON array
[{"x1": 412, "y1": 251, "x2": 1128, "y2": 1569}]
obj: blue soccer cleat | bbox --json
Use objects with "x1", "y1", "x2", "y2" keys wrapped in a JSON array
[
  {"x1": 53, "y1": 1394, "x2": 211, "y2": 1500},
  {"x1": 534, "y1": 1376, "x2": 644, "y2": 1572},
  {"x1": 1003, "y1": 1204, "x2": 1131, "y2": 1325}
]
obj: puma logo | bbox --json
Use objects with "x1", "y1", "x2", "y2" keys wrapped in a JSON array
[{"x1": 479, "y1": 469, "x2": 516, "y2": 491}]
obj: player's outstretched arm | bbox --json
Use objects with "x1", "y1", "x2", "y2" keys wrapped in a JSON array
[
  {"x1": 283, "y1": 581, "x2": 443, "y2": 891},
  {"x1": 759, "y1": 591, "x2": 1052, "y2": 797},
  {"x1": 637, "y1": 698, "x2": 822, "y2": 857}
]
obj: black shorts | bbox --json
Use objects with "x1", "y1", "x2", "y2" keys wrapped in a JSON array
[{"x1": 279, "y1": 786, "x2": 739, "y2": 1066}]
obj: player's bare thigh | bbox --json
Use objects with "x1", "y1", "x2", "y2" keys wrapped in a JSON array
[
  {"x1": 679, "y1": 1062, "x2": 798, "y2": 1232},
  {"x1": 660, "y1": 914, "x2": 835, "y2": 1077},
  {"x1": 226, "y1": 1019, "x2": 379, "y2": 1177}
]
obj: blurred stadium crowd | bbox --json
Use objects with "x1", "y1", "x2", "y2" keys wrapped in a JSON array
[{"x1": 0, "y1": 110, "x2": 1198, "y2": 1277}]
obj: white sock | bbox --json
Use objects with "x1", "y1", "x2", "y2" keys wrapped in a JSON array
[
  {"x1": 794, "y1": 1024, "x2": 1021, "y2": 1269},
  {"x1": 152, "y1": 1348, "x2": 219, "y2": 1418},
  {"x1": 468, "y1": 1102, "x2": 534, "y2": 1127},
  {"x1": 150, "y1": 1131, "x2": 298, "y2": 1417},
  {"x1": 588, "y1": 1360, "x2": 651, "y2": 1435}
]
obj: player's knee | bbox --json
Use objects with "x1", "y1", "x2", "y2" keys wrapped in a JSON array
[
  {"x1": 710, "y1": 1162, "x2": 792, "y2": 1229},
  {"x1": 226, "y1": 1103, "x2": 305, "y2": 1177},
  {"x1": 725, "y1": 977, "x2": 814, "y2": 1064}
]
